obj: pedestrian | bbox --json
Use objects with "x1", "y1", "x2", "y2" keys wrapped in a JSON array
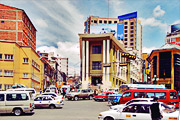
[
  {"x1": 150, "y1": 97, "x2": 163, "y2": 120},
  {"x1": 40, "y1": 89, "x2": 42, "y2": 94},
  {"x1": 62, "y1": 88, "x2": 66, "y2": 98}
]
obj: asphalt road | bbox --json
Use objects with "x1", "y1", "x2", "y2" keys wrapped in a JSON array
[{"x1": 0, "y1": 99, "x2": 110, "y2": 120}]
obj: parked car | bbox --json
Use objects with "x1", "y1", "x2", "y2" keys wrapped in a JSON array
[
  {"x1": 34, "y1": 95, "x2": 63, "y2": 109},
  {"x1": 42, "y1": 92, "x2": 64, "y2": 104},
  {"x1": 65, "y1": 89, "x2": 94, "y2": 101},
  {"x1": 0, "y1": 91, "x2": 34, "y2": 116},
  {"x1": 98, "y1": 102, "x2": 178, "y2": 120},
  {"x1": 94, "y1": 92, "x2": 114, "y2": 102},
  {"x1": 108, "y1": 93, "x2": 123, "y2": 105}
]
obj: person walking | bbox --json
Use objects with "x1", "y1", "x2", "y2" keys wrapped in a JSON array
[{"x1": 150, "y1": 97, "x2": 163, "y2": 120}]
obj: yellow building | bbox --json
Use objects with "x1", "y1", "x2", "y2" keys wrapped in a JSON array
[
  {"x1": 79, "y1": 33, "x2": 129, "y2": 90},
  {"x1": 0, "y1": 41, "x2": 44, "y2": 91}
]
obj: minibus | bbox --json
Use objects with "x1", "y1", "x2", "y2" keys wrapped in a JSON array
[
  {"x1": 119, "y1": 89, "x2": 179, "y2": 108},
  {"x1": 0, "y1": 91, "x2": 34, "y2": 116}
]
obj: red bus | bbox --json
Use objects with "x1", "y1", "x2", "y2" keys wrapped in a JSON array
[{"x1": 119, "y1": 89, "x2": 179, "y2": 108}]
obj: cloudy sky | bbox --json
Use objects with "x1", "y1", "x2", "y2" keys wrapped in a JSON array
[{"x1": 0, "y1": 0, "x2": 180, "y2": 75}]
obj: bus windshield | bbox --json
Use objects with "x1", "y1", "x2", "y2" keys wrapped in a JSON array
[{"x1": 119, "y1": 84, "x2": 166, "y2": 93}]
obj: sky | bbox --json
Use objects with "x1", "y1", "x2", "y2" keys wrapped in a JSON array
[{"x1": 0, "y1": 0, "x2": 180, "y2": 75}]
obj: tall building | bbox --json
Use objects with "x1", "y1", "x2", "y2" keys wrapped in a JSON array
[
  {"x1": 84, "y1": 12, "x2": 142, "y2": 58},
  {"x1": 0, "y1": 41, "x2": 44, "y2": 91},
  {"x1": 58, "y1": 58, "x2": 68, "y2": 76},
  {"x1": 165, "y1": 24, "x2": 180, "y2": 46},
  {"x1": 0, "y1": 4, "x2": 37, "y2": 50},
  {"x1": 79, "y1": 33, "x2": 140, "y2": 90}
]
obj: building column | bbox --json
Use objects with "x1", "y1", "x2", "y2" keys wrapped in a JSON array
[
  {"x1": 82, "y1": 41, "x2": 86, "y2": 88},
  {"x1": 86, "y1": 41, "x2": 89, "y2": 83},
  {"x1": 106, "y1": 40, "x2": 111, "y2": 88},
  {"x1": 103, "y1": 40, "x2": 106, "y2": 82},
  {"x1": 171, "y1": 51, "x2": 174, "y2": 90}
]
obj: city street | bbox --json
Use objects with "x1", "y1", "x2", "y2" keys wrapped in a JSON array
[{"x1": 0, "y1": 99, "x2": 110, "y2": 120}]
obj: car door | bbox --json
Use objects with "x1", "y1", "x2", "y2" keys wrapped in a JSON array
[
  {"x1": 0, "y1": 94, "x2": 6, "y2": 113},
  {"x1": 34, "y1": 96, "x2": 43, "y2": 107},
  {"x1": 120, "y1": 104, "x2": 151, "y2": 120},
  {"x1": 42, "y1": 96, "x2": 52, "y2": 107}
]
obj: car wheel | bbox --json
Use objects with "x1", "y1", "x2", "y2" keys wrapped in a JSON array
[
  {"x1": 74, "y1": 96, "x2": 78, "y2": 101},
  {"x1": 104, "y1": 117, "x2": 114, "y2": 120},
  {"x1": 49, "y1": 104, "x2": 55, "y2": 109},
  {"x1": 13, "y1": 108, "x2": 22, "y2": 116},
  {"x1": 89, "y1": 95, "x2": 93, "y2": 100}
]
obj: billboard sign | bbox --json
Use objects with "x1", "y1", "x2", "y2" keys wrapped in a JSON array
[
  {"x1": 90, "y1": 23, "x2": 124, "y2": 39},
  {"x1": 171, "y1": 24, "x2": 180, "y2": 33},
  {"x1": 118, "y1": 11, "x2": 137, "y2": 21}
]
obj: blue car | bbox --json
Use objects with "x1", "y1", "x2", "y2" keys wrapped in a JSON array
[{"x1": 108, "y1": 93, "x2": 123, "y2": 105}]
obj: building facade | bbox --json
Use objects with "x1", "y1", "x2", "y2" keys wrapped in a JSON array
[
  {"x1": 0, "y1": 41, "x2": 44, "y2": 91},
  {"x1": 147, "y1": 44, "x2": 180, "y2": 90},
  {"x1": 79, "y1": 33, "x2": 134, "y2": 90},
  {"x1": 0, "y1": 4, "x2": 37, "y2": 50}
]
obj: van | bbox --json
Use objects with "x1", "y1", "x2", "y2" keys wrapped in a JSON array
[
  {"x1": 119, "y1": 89, "x2": 179, "y2": 108},
  {"x1": 0, "y1": 91, "x2": 34, "y2": 116},
  {"x1": 7, "y1": 88, "x2": 37, "y2": 99}
]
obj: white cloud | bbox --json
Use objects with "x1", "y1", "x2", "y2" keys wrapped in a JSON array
[
  {"x1": 173, "y1": 20, "x2": 180, "y2": 24},
  {"x1": 33, "y1": 19, "x2": 48, "y2": 28},
  {"x1": 139, "y1": 17, "x2": 168, "y2": 32},
  {"x1": 153, "y1": 5, "x2": 165, "y2": 17},
  {"x1": 142, "y1": 46, "x2": 158, "y2": 53},
  {"x1": 37, "y1": 41, "x2": 80, "y2": 76}
]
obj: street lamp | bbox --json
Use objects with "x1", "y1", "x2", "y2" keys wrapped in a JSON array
[{"x1": 152, "y1": 75, "x2": 159, "y2": 84}]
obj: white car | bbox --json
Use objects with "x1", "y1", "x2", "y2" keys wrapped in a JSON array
[
  {"x1": 42, "y1": 92, "x2": 64, "y2": 104},
  {"x1": 34, "y1": 95, "x2": 63, "y2": 109},
  {"x1": 98, "y1": 102, "x2": 179, "y2": 120},
  {"x1": 110, "y1": 98, "x2": 154, "y2": 110}
]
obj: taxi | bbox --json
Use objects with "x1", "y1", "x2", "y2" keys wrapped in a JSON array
[
  {"x1": 34, "y1": 95, "x2": 63, "y2": 109},
  {"x1": 42, "y1": 92, "x2": 64, "y2": 104},
  {"x1": 98, "y1": 102, "x2": 179, "y2": 120}
]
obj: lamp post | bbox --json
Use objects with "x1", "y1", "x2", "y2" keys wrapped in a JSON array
[{"x1": 152, "y1": 75, "x2": 159, "y2": 85}]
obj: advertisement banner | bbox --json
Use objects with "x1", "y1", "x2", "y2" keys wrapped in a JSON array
[{"x1": 90, "y1": 23, "x2": 124, "y2": 39}]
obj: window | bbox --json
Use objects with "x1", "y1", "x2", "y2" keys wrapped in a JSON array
[
  {"x1": 156, "y1": 92, "x2": 166, "y2": 99},
  {"x1": 125, "y1": 26, "x2": 128, "y2": 29},
  {"x1": 104, "y1": 20, "x2": 107, "y2": 24},
  {"x1": 131, "y1": 26, "x2": 134, "y2": 29},
  {"x1": 92, "y1": 46, "x2": 101, "y2": 54},
  {"x1": 170, "y1": 92, "x2": 177, "y2": 99},
  {"x1": 131, "y1": 30, "x2": 134, "y2": 33},
  {"x1": 0, "y1": 54, "x2": 2, "y2": 60},
  {"x1": 124, "y1": 30, "x2": 128, "y2": 33},
  {"x1": 124, "y1": 38, "x2": 127, "y2": 41},
  {"x1": 92, "y1": 61, "x2": 101, "y2": 70},
  {"x1": 114, "y1": 21, "x2": 117, "y2": 23},
  {"x1": 0, "y1": 94, "x2": 4, "y2": 101},
  {"x1": 6, "y1": 93, "x2": 28, "y2": 101},
  {"x1": 4, "y1": 70, "x2": 13, "y2": 76},
  {"x1": 23, "y1": 58, "x2": 28, "y2": 63},
  {"x1": 130, "y1": 39, "x2": 134, "y2": 41},
  {"x1": 131, "y1": 22, "x2": 134, "y2": 25},
  {"x1": 124, "y1": 22, "x2": 128, "y2": 25},
  {"x1": 94, "y1": 20, "x2": 97, "y2": 23},
  {"x1": 130, "y1": 34, "x2": 134, "y2": 37},
  {"x1": 23, "y1": 73, "x2": 28, "y2": 78},
  {"x1": 99, "y1": 20, "x2": 102, "y2": 23},
  {"x1": 91, "y1": 20, "x2": 93, "y2": 23},
  {"x1": 133, "y1": 92, "x2": 145, "y2": 98},
  {"x1": 1, "y1": 21, "x2": 4, "y2": 23},
  {"x1": 124, "y1": 34, "x2": 127, "y2": 37},
  {"x1": 108, "y1": 21, "x2": 112, "y2": 24},
  {"x1": 124, "y1": 43, "x2": 127, "y2": 45},
  {"x1": 130, "y1": 43, "x2": 134, "y2": 46},
  {"x1": 146, "y1": 92, "x2": 155, "y2": 98},
  {"x1": 122, "y1": 92, "x2": 131, "y2": 98},
  {"x1": 0, "y1": 70, "x2": 2, "y2": 76},
  {"x1": 4, "y1": 54, "x2": 13, "y2": 60}
]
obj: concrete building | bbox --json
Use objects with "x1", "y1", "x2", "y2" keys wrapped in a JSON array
[
  {"x1": 58, "y1": 58, "x2": 68, "y2": 77},
  {"x1": 0, "y1": 4, "x2": 37, "y2": 50},
  {"x1": 84, "y1": 12, "x2": 142, "y2": 58},
  {"x1": 147, "y1": 44, "x2": 180, "y2": 90},
  {"x1": 79, "y1": 33, "x2": 135, "y2": 90},
  {"x1": 0, "y1": 41, "x2": 44, "y2": 91}
]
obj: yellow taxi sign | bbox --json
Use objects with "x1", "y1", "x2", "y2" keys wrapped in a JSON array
[
  {"x1": 168, "y1": 117, "x2": 178, "y2": 120},
  {"x1": 57, "y1": 101, "x2": 60, "y2": 103},
  {"x1": 126, "y1": 114, "x2": 131, "y2": 117}
]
